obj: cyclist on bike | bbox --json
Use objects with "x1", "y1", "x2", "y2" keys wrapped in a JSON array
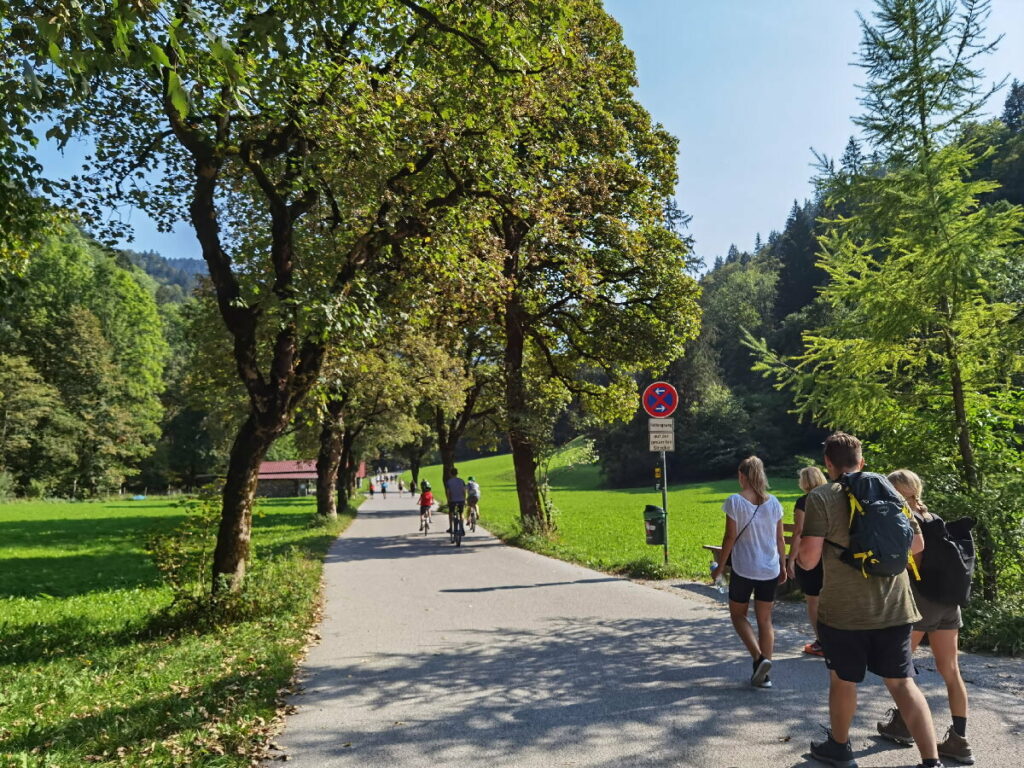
[
  {"x1": 445, "y1": 469, "x2": 467, "y2": 537},
  {"x1": 417, "y1": 481, "x2": 434, "y2": 532},
  {"x1": 467, "y1": 476, "x2": 481, "y2": 520}
]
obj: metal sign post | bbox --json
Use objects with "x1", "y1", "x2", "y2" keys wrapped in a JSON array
[
  {"x1": 642, "y1": 382, "x2": 678, "y2": 566},
  {"x1": 660, "y1": 449, "x2": 669, "y2": 564},
  {"x1": 648, "y1": 418, "x2": 674, "y2": 565}
]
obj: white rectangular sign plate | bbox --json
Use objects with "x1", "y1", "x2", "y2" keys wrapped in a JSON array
[{"x1": 649, "y1": 418, "x2": 675, "y2": 452}]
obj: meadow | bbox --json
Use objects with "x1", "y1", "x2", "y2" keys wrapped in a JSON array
[
  {"x1": 0, "y1": 495, "x2": 351, "y2": 767},
  {"x1": 408, "y1": 443, "x2": 803, "y2": 580}
]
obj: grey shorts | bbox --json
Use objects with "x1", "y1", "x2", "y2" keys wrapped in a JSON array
[{"x1": 912, "y1": 588, "x2": 963, "y2": 633}]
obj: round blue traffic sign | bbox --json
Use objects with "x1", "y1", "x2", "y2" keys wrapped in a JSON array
[{"x1": 642, "y1": 381, "x2": 679, "y2": 418}]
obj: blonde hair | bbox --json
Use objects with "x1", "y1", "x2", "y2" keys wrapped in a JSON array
[
  {"x1": 738, "y1": 456, "x2": 769, "y2": 504},
  {"x1": 798, "y1": 465, "x2": 827, "y2": 493},
  {"x1": 887, "y1": 469, "x2": 927, "y2": 513}
]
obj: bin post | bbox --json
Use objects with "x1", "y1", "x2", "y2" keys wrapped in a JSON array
[{"x1": 643, "y1": 504, "x2": 666, "y2": 546}]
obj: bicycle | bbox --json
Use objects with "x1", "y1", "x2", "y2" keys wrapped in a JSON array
[
  {"x1": 467, "y1": 502, "x2": 479, "y2": 533},
  {"x1": 420, "y1": 507, "x2": 431, "y2": 535},
  {"x1": 447, "y1": 502, "x2": 465, "y2": 546}
]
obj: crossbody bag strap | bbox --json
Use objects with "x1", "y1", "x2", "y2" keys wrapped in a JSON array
[{"x1": 734, "y1": 502, "x2": 763, "y2": 544}]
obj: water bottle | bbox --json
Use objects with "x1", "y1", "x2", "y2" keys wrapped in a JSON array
[{"x1": 710, "y1": 561, "x2": 726, "y2": 594}]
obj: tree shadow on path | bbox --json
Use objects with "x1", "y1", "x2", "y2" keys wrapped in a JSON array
[{"x1": 283, "y1": 615, "x2": 854, "y2": 767}]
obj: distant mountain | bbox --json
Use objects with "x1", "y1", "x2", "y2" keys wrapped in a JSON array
[
  {"x1": 164, "y1": 257, "x2": 208, "y2": 277},
  {"x1": 123, "y1": 250, "x2": 206, "y2": 304}
]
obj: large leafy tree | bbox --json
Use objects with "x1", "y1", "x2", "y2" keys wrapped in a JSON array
[
  {"x1": 479, "y1": 1, "x2": 701, "y2": 530},
  {"x1": 14, "y1": 0, "x2": 568, "y2": 591},
  {"x1": 751, "y1": 0, "x2": 1024, "y2": 598}
]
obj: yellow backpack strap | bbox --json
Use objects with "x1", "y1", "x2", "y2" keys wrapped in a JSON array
[
  {"x1": 903, "y1": 505, "x2": 922, "y2": 580},
  {"x1": 847, "y1": 492, "x2": 863, "y2": 525},
  {"x1": 853, "y1": 550, "x2": 873, "y2": 578}
]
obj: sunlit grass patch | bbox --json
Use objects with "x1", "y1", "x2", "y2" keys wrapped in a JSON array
[{"x1": 0, "y1": 496, "x2": 353, "y2": 766}]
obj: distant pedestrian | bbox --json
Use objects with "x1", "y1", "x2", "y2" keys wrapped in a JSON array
[
  {"x1": 381, "y1": 480, "x2": 388, "y2": 498},
  {"x1": 787, "y1": 465, "x2": 828, "y2": 656},
  {"x1": 799, "y1": 432, "x2": 939, "y2": 768},
  {"x1": 368, "y1": 482, "x2": 375, "y2": 499},
  {"x1": 398, "y1": 479, "x2": 404, "y2": 493},
  {"x1": 711, "y1": 455, "x2": 786, "y2": 689},
  {"x1": 877, "y1": 469, "x2": 973, "y2": 765}
]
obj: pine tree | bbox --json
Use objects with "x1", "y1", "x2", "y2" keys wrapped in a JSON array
[{"x1": 1001, "y1": 78, "x2": 1024, "y2": 132}]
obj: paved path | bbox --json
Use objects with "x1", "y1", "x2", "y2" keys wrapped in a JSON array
[{"x1": 270, "y1": 492, "x2": 1023, "y2": 767}]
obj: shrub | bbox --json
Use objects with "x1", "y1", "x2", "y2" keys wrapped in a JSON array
[
  {"x1": 0, "y1": 469, "x2": 14, "y2": 500},
  {"x1": 961, "y1": 598, "x2": 1024, "y2": 656},
  {"x1": 146, "y1": 485, "x2": 222, "y2": 606}
]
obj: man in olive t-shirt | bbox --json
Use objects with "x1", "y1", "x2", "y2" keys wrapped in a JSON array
[{"x1": 799, "y1": 432, "x2": 940, "y2": 768}]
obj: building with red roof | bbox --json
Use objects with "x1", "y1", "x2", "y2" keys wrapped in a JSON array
[{"x1": 257, "y1": 460, "x2": 365, "y2": 497}]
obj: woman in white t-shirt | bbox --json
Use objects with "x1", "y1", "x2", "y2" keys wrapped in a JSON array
[{"x1": 711, "y1": 455, "x2": 787, "y2": 688}]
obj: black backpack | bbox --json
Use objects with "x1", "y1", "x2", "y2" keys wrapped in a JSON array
[
  {"x1": 915, "y1": 514, "x2": 975, "y2": 606},
  {"x1": 827, "y1": 472, "x2": 916, "y2": 578}
]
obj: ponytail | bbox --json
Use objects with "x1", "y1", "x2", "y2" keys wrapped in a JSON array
[{"x1": 738, "y1": 456, "x2": 769, "y2": 504}]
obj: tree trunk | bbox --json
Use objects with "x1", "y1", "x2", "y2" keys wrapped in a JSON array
[
  {"x1": 316, "y1": 417, "x2": 343, "y2": 519},
  {"x1": 943, "y1": 329, "x2": 993, "y2": 597},
  {"x1": 503, "y1": 294, "x2": 545, "y2": 532},
  {"x1": 409, "y1": 454, "x2": 422, "y2": 487},
  {"x1": 336, "y1": 429, "x2": 356, "y2": 514},
  {"x1": 433, "y1": 407, "x2": 458, "y2": 504},
  {"x1": 975, "y1": 520, "x2": 998, "y2": 602},
  {"x1": 212, "y1": 411, "x2": 279, "y2": 593}
]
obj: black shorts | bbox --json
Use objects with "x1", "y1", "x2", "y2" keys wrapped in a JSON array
[
  {"x1": 818, "y1": 622, "x2": 915, "y2": 683},
  {"x1": 796, "y1": 562, "x2": 823, "y2": 597},
  {"x1": 420, "y1": 505, "x2": 431, "y2": 515},
  {"x1": 468, "y1": 495, "x2": 479, "y2": 506},
  {"x1": 729, "y1": 571, "x2": 778, "y2": 604},
  {"x1": 449, "y1": 501, "x2": 465, "y2": 516}
]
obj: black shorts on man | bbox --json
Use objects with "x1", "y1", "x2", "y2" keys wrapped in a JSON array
[{"x1": 817, "y1": 621, "x2": 915, "y2": 683}]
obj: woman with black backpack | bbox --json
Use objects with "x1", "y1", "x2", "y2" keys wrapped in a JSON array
[{"x1": 877, "y1": 469, "x2": 973, "y2": 765}]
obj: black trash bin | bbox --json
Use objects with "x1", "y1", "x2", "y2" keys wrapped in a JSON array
[{"x1": 643, "y1": 504, "x2": 666, "y2": 546}]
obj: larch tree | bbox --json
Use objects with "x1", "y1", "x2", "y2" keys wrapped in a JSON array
[{"x1": 749, "y1": 0, "x2": 1024, "y2": 599}]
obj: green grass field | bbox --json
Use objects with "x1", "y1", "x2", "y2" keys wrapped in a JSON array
[
  {"x1": 0, "y1": 495, "x2": 352, "y2": 767},
  {"x1": 409, "y1": 443, "x2": 802, "y2": 579}
]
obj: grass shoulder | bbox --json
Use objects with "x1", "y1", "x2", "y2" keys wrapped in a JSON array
[{"x1": 0, "y1": 495, "x2": 355, "y2": 767}]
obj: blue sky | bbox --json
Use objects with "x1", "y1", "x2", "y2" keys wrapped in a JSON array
[
  {"x1": 38, "y1": 1, "x2": 1024, "y2": 265},
  {"x1": 605, "y1": 0, "x2": 1024, "y2": 265}
]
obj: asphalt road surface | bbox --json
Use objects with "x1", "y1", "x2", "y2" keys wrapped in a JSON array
[{"x1": 269, "y1": 492, "x2": 1023, "y2": 767}]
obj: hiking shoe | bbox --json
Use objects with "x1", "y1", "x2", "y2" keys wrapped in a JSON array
[
  {"x1": 877, "y1": 707, "x2": 914, "y2": 746},
  {"x1": 751, "y1": 656, "x2": 772, "y2": 687},
  {"x1": 938, "y1": 727, "x2": 973, "y2": 765},
  {"x1": 755, "y1": 674, "x2": 773, "y2": 689},
  {"x1": 804, "y1": 640, "x2": 824, "y2": 656},
  {"x1": 810, "y1": 731, "x2": 858, "y2": 768}
]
